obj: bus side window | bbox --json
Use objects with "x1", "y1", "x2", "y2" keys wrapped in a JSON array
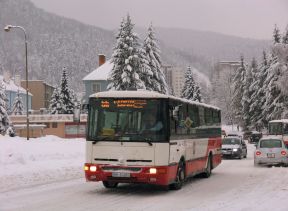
[
  {"x1": 284, "y1": 124, "x2": 288, "y2": 134},
  {"x1": 188, "y1": 105, "x2": 199, "y2": 128},
  {"x1": 212, "y1": 110, "x2": 221, "y2": 125},
  {"x1": 204, "y1": 108, "x2": 213, "y2": 126},
  {"x1": 199, "y1": 107, "x2": 205, "y2": 126}
]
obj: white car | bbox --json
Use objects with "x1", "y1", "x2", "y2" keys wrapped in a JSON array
[{"x1": 254, "y1": 136, "x2": 288, "y2": 167}]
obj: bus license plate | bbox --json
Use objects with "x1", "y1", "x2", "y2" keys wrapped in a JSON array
[
  {"x1": 267, "y1": 153, "x2": 275, "y2": 158},
  {"x1": 112, "y1": 172, "x2": 130, "y2": 177}
]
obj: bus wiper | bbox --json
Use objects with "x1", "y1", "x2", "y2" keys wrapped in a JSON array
[
  {"x1": 92, "y1": 136, "x2": 112, "y2": 144},
  {"x1": 136, "y1": 134, "x2": 153, "y2": 146}
]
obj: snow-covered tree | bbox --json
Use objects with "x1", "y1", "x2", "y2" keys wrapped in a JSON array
[
  {"x1": 241, "y1": 60, "x2": 254, "y2": 130},
  {"x1": 232, "y1": 56, "x2": 246, "y2": 126},
  {"x1": 49, "y1": 86, "x2": 62, "y2": 114},
  {"x1": 11, "y1": 90, "x2": 24, "y2": 115},
  {"x1": 0, "y1": 81, "x2": 10, "y2": 134},
  {"x1": 250, "y1": 51, "x2": 270, "y2": 128},
  {"x1": 49, "y1": 67, "x2": 75, "y2": 114},
  {"x1": 181, "y1": 66, "x2": 202, "y2": 102},
  {"x1": 282, "y1": 25, "x2": 288, "y2": 44},
  {"x1": 59, "y1": 68, "x2": 75, "y2": 114},
  {"x1": 273, "y1": 25, "x2": 281, "y2": 44},
  {"x1": 108, "y1": 14, "x2": 150, "y2": 90},
  {"x1": 143, "y1": 23, "x2": 168, "y2": 94}
]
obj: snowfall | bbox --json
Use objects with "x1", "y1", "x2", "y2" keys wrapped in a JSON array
[{"x1": 0, "y1": 131, "x2": 288, "y2": 211}]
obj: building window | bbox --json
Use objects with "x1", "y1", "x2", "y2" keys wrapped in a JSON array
[
  {"x1": 52, "y1": 122, "x2": 58, "y2": 128},
  {"x1": 92, "y1": 83, "x2": 101, "y2": 93},
  {"x1": 46, "y1": 123, "x2": 50, "y2": 128}
]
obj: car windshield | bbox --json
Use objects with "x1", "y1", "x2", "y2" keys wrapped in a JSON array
[
  {"x1": 222, "y1": 138, "x2": 240, "y2": 145},
  {"x1": 87, "y1": 98, "x2": 168, "y2": 142},
  {"x1": 260, "y1": 139, "x2": 282, "y2": 148}
]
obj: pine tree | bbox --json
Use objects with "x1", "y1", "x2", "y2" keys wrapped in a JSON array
[
  {"x1": 232, "y1": 56, "x2": 246, "y2": 127},
  {"x1": 59, "y1": 67, "x2": 75, "y2": 114},
  {"x1": 273, "y1": 24, "x2": 281, "y2": 44},
  {"x1": 241, "y1": 61, "x2": 253, "y2": 130},
  {"x1": 282, "y1": 25, "x2": 288, "y2": 44},
  {"x1": 143, "y1": 23, "x2": 168, "y2": 94},
  {"x1": 49, "y1": 67, "x2": 76, "y2": 114},
  {"x1": 248, "y1": 58, "x2": 262, "y2": 128},
  {"x1": 108, "y1": 14, "x2": 149, "y2": 90},
  {"x1": 0, "y1": 81, "x2": 10, "y2": 134},
  {"x1": 49, "y1": 86, "x2": 62, "y2": 114},
  {"x1": 251, "y1": 51, "x2": 270, "y2": 128},
  {"x1": 181, "y1": 66, "x2": 202, "y2": 102},
  {"x1": 11, "y1": 90, "x2": 24, "y2": 115}
]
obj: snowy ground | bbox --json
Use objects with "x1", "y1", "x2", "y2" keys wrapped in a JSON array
[
  {"x1": 0, "y1": 135, "x2": 85, "y2": 192},
  {"x1": 0, "y1": 133, "x2": 288, "y2": 211}
]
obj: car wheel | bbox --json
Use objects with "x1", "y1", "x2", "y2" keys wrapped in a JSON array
[
  {"x1": 102, "y1": 181, "x2": 118, "y2": 189},
  {"x1": 169, "y1": 161, "x2": 185, "y2": 190}
]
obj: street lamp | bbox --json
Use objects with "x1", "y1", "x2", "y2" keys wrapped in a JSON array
[{"x1": 4, "y1": 25, "x2": 30, "y2": 140}]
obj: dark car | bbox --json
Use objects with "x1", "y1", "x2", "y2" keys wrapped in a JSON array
[
  {"x1": 249, "y1": 131, "x2": 262, "y2": 144},
  {"x1": 222, "y1": 137, "x2": 247, "y2": 159}
]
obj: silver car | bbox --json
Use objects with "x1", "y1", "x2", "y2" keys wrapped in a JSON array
[{"x1": 254, "y1": 136, "x2": 288, "y2": 167}]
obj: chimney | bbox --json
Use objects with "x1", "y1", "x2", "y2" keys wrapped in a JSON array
[{"x1": 98, "y1": 54, "x2": 106, "y2": 67}]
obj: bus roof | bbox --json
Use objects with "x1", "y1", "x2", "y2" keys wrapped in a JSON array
[
  {"x1": 90, "y1": 90, "x2": 220, "y2": 110},
  {"x1": 269, "y1": 119, "x2": 288, "y2": 123}
]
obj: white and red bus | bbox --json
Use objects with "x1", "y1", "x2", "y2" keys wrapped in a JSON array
[
  {"x1": 84, "y1": 90, "x2": 222, "y2": 190},
  {"x1": 268, "y1": 119, "x2": 288, "y2": 147}
]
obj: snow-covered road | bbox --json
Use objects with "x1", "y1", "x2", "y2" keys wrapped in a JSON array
[{"x1": 0, "y1": 136, "x2": 288, "y2": 211}]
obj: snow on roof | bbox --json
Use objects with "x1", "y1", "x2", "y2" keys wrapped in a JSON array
[
  {"x1": 90, "y1": 90, "x2": 220, "y2": 110},
  {"x1": 0, "y1": 75, "x2": 32, "y2": 96},
  {"x1": 269, "y1": 119, "x2": 288, "y2": 123},
  {"x1": 82, "y1": 60, "x2": 114, "y2": 81}
]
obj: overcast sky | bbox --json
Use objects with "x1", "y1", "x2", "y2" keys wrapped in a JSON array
[{"x1": 30, "y1": 0, "x2": 288, "y2": 40}]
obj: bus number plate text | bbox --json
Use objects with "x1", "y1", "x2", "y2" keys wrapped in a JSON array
[{"x1": 112, "y1": 172, "x2": 130, "y2": 177}]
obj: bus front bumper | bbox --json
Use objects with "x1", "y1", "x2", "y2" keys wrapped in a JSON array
[{"x1": 84, "y1": 163, "x2": 177, "y2": 186}]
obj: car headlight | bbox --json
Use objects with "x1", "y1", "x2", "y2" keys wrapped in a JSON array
[{"x1": 233, "y1": 148, "x2": 238, "y2": 152}]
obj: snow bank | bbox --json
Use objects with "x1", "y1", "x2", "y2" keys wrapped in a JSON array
[{"x1": 0, "y1": 135, "x2": 85, "y2": 192}]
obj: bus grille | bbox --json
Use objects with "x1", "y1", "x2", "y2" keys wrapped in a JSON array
[{"x1": 101, "y1": 166, "x2": 142, "y2": 172}]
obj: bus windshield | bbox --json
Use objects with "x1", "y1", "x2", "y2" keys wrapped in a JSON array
[
  {"x1": 269, "y1": 122, "x2": 283, "y2": 135},
  {"x1": 87, "y1": 98, "x2": 168, "y2": 142}
]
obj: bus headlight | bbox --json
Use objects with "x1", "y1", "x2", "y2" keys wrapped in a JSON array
[
  {"x1": 90, "y1": 166, "x2": 97, "y2": 172},
  {"x1": 149, "y1": 168, "x2": 157, "y2": 174}
]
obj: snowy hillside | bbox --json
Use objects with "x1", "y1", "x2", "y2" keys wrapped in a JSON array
[{"x1": 0, "y1": 0, "x2": 270, "y2": 91}]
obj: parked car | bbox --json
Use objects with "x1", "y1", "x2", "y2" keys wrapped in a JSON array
[
  {"x1": 222, "y1": 137, "x2": 247, "y2": 159},
  {"x1": 226, "y1": 132, "x2": 243, "y2": 141},
  {"x1": 249, "y1": 131, "x2": 262, "y2": 144},
  {"x1": 254, "y1": 136, "x2": 288, "y2": 167}
]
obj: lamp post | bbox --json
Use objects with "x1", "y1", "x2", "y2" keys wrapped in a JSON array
[{"x1": 4, "y1": 25, "x2": 30, "y2": 140}]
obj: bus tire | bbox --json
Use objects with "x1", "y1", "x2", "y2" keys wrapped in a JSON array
[
  {"x1": 203, "y1": 154, "x2": 212, "y2": 178},
  {"x1": 169, "y1": 161, "x2": 185, "y2": 190},
  {"x1": 102, "y1": 181, "x2": 118, "y2": 189}
]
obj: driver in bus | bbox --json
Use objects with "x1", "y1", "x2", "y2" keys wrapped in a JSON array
[{"x1": 141, "y1": 113, "x2": 163, "y2": 132}]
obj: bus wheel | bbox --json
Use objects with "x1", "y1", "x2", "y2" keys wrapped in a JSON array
[
  {"x1": 102, "y1": 181, "x2": 118, "y2": 189},
  {"x1": 169, "y1": 161, "x2": 185, "y2": 190},
  {"x1": 203, "y1": 155, "x2": 212, "y2": 178}
]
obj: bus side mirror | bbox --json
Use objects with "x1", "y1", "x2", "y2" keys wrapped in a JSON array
[{"x1": 81, "y1": 104, "x2": 89, "y2": 110}]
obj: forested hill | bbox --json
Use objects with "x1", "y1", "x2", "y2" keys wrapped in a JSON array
[
  {"x1": 0, "y1": 0, "x2": 270, "y2": 91},
  {"x1": 0, "y1": 0, "x2": 114, "y2": 90}
]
